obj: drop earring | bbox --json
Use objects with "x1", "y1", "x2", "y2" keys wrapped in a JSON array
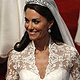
[{"x1": 48, "y1": 28, "x2": 51, "y2": 33}]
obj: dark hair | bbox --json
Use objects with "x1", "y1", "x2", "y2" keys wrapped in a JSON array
[{"x1": 14, "y1": 4, "x2": 64, "y2": 51}]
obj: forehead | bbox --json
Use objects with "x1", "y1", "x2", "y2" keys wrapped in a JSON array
[
  {"x1": 25, "y1": 8, "x2": 48, "y2": 22},
  {"x1": 25, "y1": 8, "x2": 42, "y2": 19},
  {"x1": 26, "y1": 8, "x2": 40, "y2": 15}
]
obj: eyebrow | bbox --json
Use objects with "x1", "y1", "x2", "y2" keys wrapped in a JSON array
[
  {"x1": 25, "y1": 17, "x2": 41, "y2": 21},
  {"x1": 25, "y1": 17, "x2": 28, "y2": 20}
]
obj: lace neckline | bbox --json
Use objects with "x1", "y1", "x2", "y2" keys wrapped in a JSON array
[{"x1": 31, "y1": 38, "x2": 55, "y2": 79}]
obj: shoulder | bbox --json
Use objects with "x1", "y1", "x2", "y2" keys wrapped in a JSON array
[
  {"x1": 8, "y1": 49, "x2": 21, "y2": 61},
  {"x1": 55, "y1": 42, "x2": 77, "y2": 51},
  {"x1": 8, "y1": 41, "x2": 34, "y2": 60},
  {"x1": 51, "y1": 42, "x2": 79, "y2": 56}
]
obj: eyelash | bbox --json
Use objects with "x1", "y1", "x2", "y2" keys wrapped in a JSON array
[
  {"x1": 25, "y1": 18, "x2": 29, "y2": 23},
  {"x1": 33, "y1": 21, "x2": 40, "y2": 24},
  {"x1": 25, "y1": 17, "x2": 40, "y2": 24}
]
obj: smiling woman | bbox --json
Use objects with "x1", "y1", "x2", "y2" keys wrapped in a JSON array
[
  {"x1": 6, "y1": 0, "x2": 80, "y2": 80},
  {"x1": 25, "y1": 8, "x2": 52, "y2": 41}
]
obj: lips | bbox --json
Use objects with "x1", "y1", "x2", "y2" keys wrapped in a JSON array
[
  {"x1": 30, "y1": 31, "x2": 37, "y2": 34},
  {"x1": 27, "y1": 30, "x2": 38, "y2": 35}
]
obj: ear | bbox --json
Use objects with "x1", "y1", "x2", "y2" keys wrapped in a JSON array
[{"x1": 48, "y1": 20, "x2": 54, "y2": 29}]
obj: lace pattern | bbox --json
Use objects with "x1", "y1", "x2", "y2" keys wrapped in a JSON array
[{"x1": 6, "y1": 40, "x2": 80, "y2": 80}]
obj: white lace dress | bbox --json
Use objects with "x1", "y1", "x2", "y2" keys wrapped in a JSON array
[{"x1": 6, "y1": 40, "x2": 80, "y2": 80}]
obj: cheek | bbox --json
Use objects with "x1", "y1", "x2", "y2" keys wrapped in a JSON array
[
  {"x1": 25, "y1": 23, "x2": 28, "y2": 29},
  {"x1": 35, "y1": 24, "x2": 48, "y2": 31}
]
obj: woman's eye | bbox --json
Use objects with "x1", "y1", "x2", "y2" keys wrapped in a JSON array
[
  {"x1": 34, "y1": 21, "x2": 40, "y2": 24},
  {"x1": 25, "y1": 17, "x2": 29, "y2": 23}
]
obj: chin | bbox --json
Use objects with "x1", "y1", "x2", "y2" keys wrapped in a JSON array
[
  {"x1": 29, "y1": 36, "x2": 42, "y2": 41},
  {"x1": 29, "y1": 36, "x2": 38, "y2": 41}
]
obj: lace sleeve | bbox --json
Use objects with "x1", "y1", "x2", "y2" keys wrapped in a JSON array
[
  {"x1": 6, "y1": 51, "x2": 19, "y2": 80},
  {"x1": 71, "y1": 50, "x2": 80, "y2": 80}
]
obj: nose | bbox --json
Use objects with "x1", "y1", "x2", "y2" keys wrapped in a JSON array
[
  {"x1": 25, "y1": 21, "x2": 33, "y2": 30},
  {"x1": 28, "y1": 22, "x2": 33, "y2": 30}
]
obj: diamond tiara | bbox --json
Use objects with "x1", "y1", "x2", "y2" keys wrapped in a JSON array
[{"x1": 25, "y1": 0, "x2": 50, "y2": 7}]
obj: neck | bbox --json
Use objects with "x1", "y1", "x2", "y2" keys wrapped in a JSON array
[{"x1": 34, "y1": 34, "x2": 50, "y2": 51}]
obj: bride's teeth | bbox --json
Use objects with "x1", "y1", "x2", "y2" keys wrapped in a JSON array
[{"x1": 30, "y1": 31, "x2": 36, "y2": 33}]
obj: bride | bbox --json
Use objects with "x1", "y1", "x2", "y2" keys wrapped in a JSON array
[{"x1": 6, "y1": 0, "x2": 80, "y2": 80}]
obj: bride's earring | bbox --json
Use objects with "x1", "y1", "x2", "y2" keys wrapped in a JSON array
[
  {"x1": 48, "y1": 28, "x2": 51, "y2": 33},
  {"x1": 48, "y1": 22, "x2": 53, "y2": 33}
]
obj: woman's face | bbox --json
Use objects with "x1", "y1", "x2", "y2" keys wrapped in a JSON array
[{"x1": 25, "y1": 8, "x2": 52, "y2": 41}]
